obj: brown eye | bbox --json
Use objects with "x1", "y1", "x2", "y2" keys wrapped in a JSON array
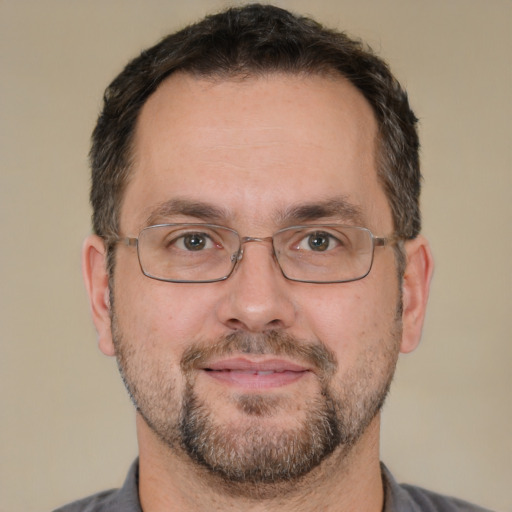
[
  {"x1": 307, "y1": 232, "x2": 333, "y2": 251},
  {"x1": 182, "y1": 233, "x2": 208, "y2": 251}
]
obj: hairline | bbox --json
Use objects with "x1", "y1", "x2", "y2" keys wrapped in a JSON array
[{"x1": 114, "y1": 66, "x2": 387, "y2": 232}]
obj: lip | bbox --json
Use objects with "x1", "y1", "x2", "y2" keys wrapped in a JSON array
[{"x1": 199, "y1": 357, "x2": 312, "y2": 390}]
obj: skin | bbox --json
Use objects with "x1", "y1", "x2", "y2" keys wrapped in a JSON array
[{"x1": 83, "y1": 72, "x2": 433, "y2": 512}]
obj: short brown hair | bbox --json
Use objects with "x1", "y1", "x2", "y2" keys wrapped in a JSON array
[{"x1": 90, "y1": 3, "x2": 421, "y2": 260}]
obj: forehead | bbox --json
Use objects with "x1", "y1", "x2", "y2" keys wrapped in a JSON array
[{"x1": 123, "y1": 72, "x2": 390, "y2": 232}]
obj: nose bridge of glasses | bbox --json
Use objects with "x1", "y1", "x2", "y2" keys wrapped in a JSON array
[{"x1": 233, "y1": 235, "x2": 276, "y2": 263}]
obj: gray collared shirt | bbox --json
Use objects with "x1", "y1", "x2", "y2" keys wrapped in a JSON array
[{"x1": 53, "y1": 460, "x2": 494, "y2": 512}]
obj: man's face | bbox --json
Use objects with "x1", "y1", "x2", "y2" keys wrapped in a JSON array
[{"x1": 93, "y1": 73, "x2": 416, "y2": 486}]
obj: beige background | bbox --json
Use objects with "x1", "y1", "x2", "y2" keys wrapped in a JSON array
[{"x1": 1, "y1": 1, "x2": 511, "y2": 511}]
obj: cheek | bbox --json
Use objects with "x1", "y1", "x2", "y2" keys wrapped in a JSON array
[
  {"x1": 112, "y1": 256, "x2": 221, "y2": 355},
  {"x1": 298, "y1": 268, "x2": 401, "y2": 363}
]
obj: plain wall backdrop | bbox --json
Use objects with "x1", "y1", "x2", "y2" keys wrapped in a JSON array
[{"x1": 1, "y1": 1, "x2": 510, "y2": 511}]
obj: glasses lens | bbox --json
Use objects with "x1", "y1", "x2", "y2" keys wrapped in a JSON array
[
  {"x1": 137, "y1": 224, "x2": 240, "y2": 282},
  {"x1": 273, "y1": 225, "x2": 374, "y2": 283}
]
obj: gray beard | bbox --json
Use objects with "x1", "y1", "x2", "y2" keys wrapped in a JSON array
[
  {"x1": 179, "y1": 375, "x2": 342, "y2": 484},
  {"x1": 113, "y1": 326, "x2": 400, "y2": 490}
]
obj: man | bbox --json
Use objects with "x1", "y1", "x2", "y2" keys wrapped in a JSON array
[{"x1": 56, "y1": 4, "x2": 491, "y2": 511}]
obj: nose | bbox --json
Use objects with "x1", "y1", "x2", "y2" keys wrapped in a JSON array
[{"x1": 215, "y1": 238, "x2": 296, "y2": 333}]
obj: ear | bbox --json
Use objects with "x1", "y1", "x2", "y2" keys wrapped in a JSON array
[
  {"x1": 400, "y1": 235, "x2": 434, "y2": 354},
  {"x1": 82, "y1": 235, "x2": 115, "y2": 357}
]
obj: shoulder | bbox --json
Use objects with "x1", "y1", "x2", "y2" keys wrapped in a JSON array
[
  {"x1": 398, "y1": 484, "x2": 495, "y2": 512},
  {"x1": 52, "y1": 460, "x2": 141, "y2": 512},
  {"x1": 382, "y1": 464, "x2": 494, "y2": 512},
  {"x1": 52, "y1": 489, "x2": 119, "y2": 512}
]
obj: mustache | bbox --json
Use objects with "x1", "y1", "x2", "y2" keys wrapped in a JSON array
[{"x1": 180, "y1": 330, "x2": 338, "y2": 379}]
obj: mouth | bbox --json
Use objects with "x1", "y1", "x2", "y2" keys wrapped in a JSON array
[{"x1": 200, "y1": 357, "x2": 312, "y2": 390}]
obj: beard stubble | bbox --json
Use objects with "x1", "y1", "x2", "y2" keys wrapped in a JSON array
[{"x1": 112, "y1": 315, "x2": 402, "y2": 491}]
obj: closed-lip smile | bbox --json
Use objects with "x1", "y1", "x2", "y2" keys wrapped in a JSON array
[{"x1": 199, "y1": 357, "x2": 312, "y2": 390}]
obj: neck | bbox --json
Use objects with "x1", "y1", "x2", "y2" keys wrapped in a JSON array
[{"x1": 136, "y1": 413, "x2": 384, "y2": 512}]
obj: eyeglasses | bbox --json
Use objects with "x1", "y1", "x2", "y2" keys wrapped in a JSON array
[{"x1": 115, "y1": 223, "x2": 400, "y2": 284}]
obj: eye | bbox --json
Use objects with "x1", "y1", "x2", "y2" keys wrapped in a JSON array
[
  {"x1": 298, "y1": 231, "x2": 340, "y2": 252},
  {"x1": 174, "y1": 232, "x2": 215, "y2": 251}
]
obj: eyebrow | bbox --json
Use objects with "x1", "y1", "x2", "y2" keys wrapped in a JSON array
[
  {"x1": 279, "y1": 197, "x2": 365, "y2": 226},
  {"x1": 144, "y1": 198, "x2": 230, "y2": 226}
]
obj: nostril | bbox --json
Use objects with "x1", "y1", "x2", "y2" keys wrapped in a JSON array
[{"x1": 225, "y1": 318, "x2": 248, "y2": 331}]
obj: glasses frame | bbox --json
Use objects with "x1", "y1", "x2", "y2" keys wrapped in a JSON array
[{"x1": 114, "y1": 223, "x2": 402, "y2": 284}]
